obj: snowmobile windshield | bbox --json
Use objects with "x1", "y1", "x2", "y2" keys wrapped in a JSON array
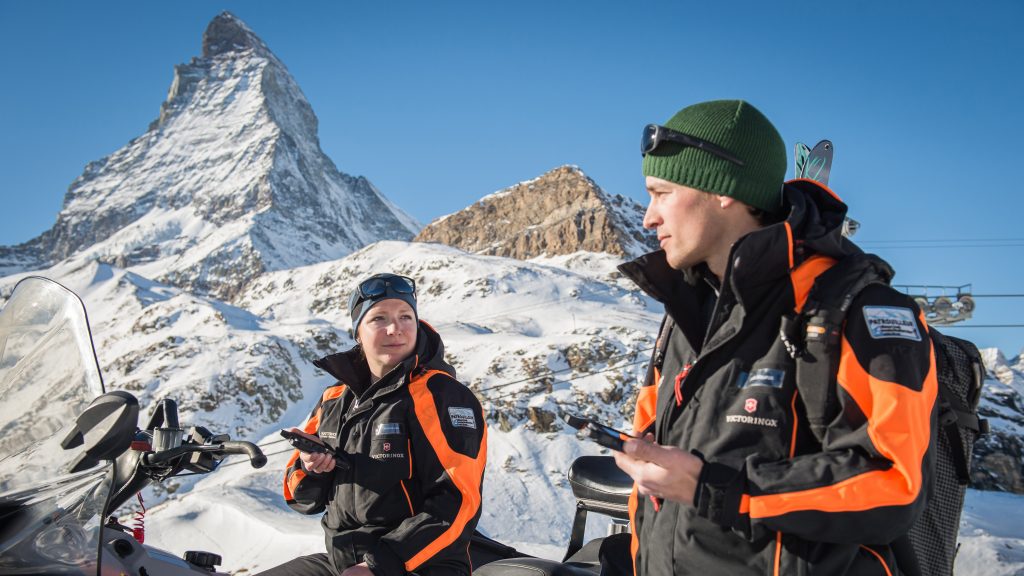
[{"x1": 0, "y1": 276, "x2": 108, "y2": 574}]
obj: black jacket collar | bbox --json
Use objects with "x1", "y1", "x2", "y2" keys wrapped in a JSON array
[
  {"x1": 312, "y1": 321, "x2": 455, "y2": 400},
  {"x1": 619, "y1": 180, "x2": 863, "y2": 329}
]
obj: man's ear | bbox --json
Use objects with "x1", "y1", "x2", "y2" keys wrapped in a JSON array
[{"x1": 716, "y1": 195, "x2": 737, "y2": 209}]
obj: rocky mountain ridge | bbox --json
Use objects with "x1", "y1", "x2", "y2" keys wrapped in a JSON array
[{"x1": 415, "y1": 165, "x2": 656, "y2": 260}]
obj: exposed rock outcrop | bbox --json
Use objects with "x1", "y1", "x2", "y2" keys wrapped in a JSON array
[{"x1": 415, "y1": 165, "x2": 655, "y2": 260}]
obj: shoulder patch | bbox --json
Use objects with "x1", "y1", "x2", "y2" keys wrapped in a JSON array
[
  {"x1": 448, "y1": 406, "x2": 477, "y2": 429},
  {"x1": 862, "y1": 306, "x2": 922, "y2": 341}
]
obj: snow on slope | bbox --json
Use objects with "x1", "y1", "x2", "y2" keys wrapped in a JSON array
[{"x1": 956, "y1": 490, "x2": 1024, "y2": 574}]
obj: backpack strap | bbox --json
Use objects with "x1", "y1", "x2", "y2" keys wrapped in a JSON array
[
  {"x1": 930, "y1": 329, "x2": 988, "y2": 485},
  {"x1": 788, "y1": 253, "x2": 893, "y2": 442}
]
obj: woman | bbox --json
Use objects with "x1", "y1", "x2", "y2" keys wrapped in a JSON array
[{"x1": 262, "y1": 273, "x2": 487, "y2": 576}]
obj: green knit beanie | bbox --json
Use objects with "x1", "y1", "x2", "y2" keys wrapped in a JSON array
[{"x1": 642, "y1": 100, "x2": 786, "y2": 213}]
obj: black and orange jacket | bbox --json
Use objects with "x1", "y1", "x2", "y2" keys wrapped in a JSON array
[
  {"x1": 618, "y1": 179, "x2": 937, "y2": 576},
  {"x1": 283, "y1": 321, "x2": 487, "y2": 576}
]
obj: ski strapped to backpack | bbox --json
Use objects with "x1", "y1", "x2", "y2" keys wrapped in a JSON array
[{"x1": 780, "y1": 252, "x2": 988, "y2": 576}]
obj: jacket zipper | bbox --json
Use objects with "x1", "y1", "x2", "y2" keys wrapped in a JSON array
[{"x1": 674, "y1": 362, "x2": 694, "y2": 406}]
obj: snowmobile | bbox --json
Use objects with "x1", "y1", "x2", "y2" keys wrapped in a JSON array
[{"x1": 0, "y1": 276, "x2": 267, "y2": 575}]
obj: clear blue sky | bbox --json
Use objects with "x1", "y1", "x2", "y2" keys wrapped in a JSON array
[{"x1": 1, "y1": 0, "x2": 1022, "y2": 354}]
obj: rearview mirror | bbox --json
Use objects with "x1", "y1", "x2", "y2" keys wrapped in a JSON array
[{"x1": 61, "y1": 391, "x2": 139, "y2": 473}]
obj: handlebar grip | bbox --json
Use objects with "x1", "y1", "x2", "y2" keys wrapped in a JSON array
[
  {"x1": 144, "y1": 445, "x2": 192, "y2": 466},
  {"x1": 219, "y1": 441, "x2": 267, "y2": 468}
]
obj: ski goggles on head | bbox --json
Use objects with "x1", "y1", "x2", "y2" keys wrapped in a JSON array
[
  {"x1": 356, "y1": 274, "x2": 416, "y2": 302},
  {"x1": 641, "y1": 124, "x2": 745, "y2": 166}
]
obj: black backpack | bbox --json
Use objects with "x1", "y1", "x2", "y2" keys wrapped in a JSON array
[{"x1": 784, "y1": 252, "x2": 988, "y2": 576}]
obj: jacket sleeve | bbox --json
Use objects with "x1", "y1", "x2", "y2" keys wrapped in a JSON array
[
  {"x1": 282, "y1": 386, "x2": 344, "y2": 515},
  {"x1": 364, "y1": 373, "x2": 487, "y2": 575},
  {"x1": 695, "y1": 285, "x2": 938, "y2": 544}
]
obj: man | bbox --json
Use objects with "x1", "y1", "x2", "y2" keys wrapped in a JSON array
[{"x1": 613, "y1": 100, "x2": 936, "y2": 575}]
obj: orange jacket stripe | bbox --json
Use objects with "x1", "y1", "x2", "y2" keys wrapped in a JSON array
[
  {"x1": 406, "y1": 370, "x2": 487, "y2": 571},
  {"x1": 789, "y1": 254, "x2": 837, "y2": 313},
  {"x1": 283, "y1": 385, "x2": 345, "y2": 502},
  {"x1": 400, "y1": 479, "x2": 415, "y2": 516},
  {"x1": 861, "y1": 546, "x2": 894, "y2": 576},
  {"x1": 773, "y1": 533, "x2": 783, "y2": 576},
  {"x1": 628, "y1": 360, "x2": 659, "y2": 573},
  {"x1": 628, "y1": 485, "x2": 640, "y2": 576},
  {"x1": 748, "y1": 336, "x2": 937, "y2": 518},
  {"x1": 322, "y1": 385, "x2": 346, "y2": 403},
  {"x1": 770, "y1": 391, "x2": 806, "y2": 573},
  {"x1": 632, "y1": 377, "x2": 658, "y2": 435},
  {"x1": 285, "y1": 468, "x2": 307, "y2": 500},
  {"x1": 771, "y1": 392, "x2": 800, "y2": 576},
  {"x1": 784, "y1": 221, "x2": 794, "y2": 270}
]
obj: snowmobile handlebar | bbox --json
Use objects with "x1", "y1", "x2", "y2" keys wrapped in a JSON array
[
  {"x1": 142, "y1": 441, "x2": 267, "y2": 469},
  {"x1": 219, "y1": 440, "x2": 267, "y2": 468},
  {"x1": 106, "y1": 427, "x2": 265, "y2": 516}
]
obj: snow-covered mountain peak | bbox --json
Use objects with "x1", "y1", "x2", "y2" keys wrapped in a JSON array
[
  {"x1": 202, "y1": 11, "x2": 274, "y2": 60},
  {"x1": 2, "y1": 13, "x2": 417, "y2": 301}
]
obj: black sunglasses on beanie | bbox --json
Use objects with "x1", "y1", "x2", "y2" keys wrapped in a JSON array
[
  {"x1": 348, "y1": 274, "x2": 418, "y2": 337},
  {"x1": 641, "y1": 124, "x2": 745, "y2": 166}
]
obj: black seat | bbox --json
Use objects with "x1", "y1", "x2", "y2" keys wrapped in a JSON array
[
  {"x1": 567, "y1": 456, "x2": 632, "y2": 518},
  {"x1": 562, "y1": 456, "x2": 633, "y2": 561}
]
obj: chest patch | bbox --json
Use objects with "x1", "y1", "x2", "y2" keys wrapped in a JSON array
[
  {"x1": 862, "y1": 306, "x2": 921, "y2": 341},
  {"x1": 737, "y1": 368, "x2": 785, "y2": 389},
  {"x1": 448, "y1": 407, "x2": 477, "y2": 429},
  {"x1": 374, "y1": 422, "x2": 404, "y2": 436}
]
